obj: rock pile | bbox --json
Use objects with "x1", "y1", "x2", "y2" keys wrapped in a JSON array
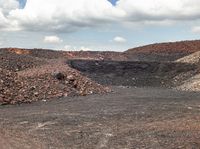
[
  {"x1": 176, "y1": 51, "x2": 200, "y2": 64},
  {"x1": 17, "y1": 61, "x2": 109, "y2": 104},
  {"x1": 0, "y1": 48, "x2": 47, "y2": 71},
  {"x1": 0, "y1": 49, "x2": 110, "y2": 105},
  {"x1": 0, "y1": 68, "x2": 24, "y2": 104},
  {"x1": 174, "y1": 51, "x2": 200, "y2": 91},
  {"x1": 176, "y1": 74, "x2": 200, "y2": 91},
  {"x1": 126, "y1": 40, "x2": 200, "y2": 54},
  {"x1": 125, "y1": 40, "x2": 200, "y2": 61}
]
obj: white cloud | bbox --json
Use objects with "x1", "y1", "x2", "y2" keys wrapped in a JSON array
[
  {"x1": 64, "y1": 45, "x2": 78, "y2": 51},
  {"x1": 5, "y1": 0, "x2": 123, "y2": 32},
  {"x1": 64, "y1": 45, "x2": 72, "y2": 50},
  {"x1": 43, "y1": 36, "x2": 63, "y2": 44},
  {"x1": 191, "y1": 26, "x2": 200, "y2": 34},
  {"x1": 0, "y1": 0, "x2": 19, "y2": 30},
  {"x1": 113, "y1": 36, "x2": 126, "y2": 43},
  {"x1": 0, "y1": 0, "x2": 19, "y2": 15},
  {"x1": 63, "y1": 45, "x2": 93, "y2": 51},
  {"x1": 80, "y1": 46, "x2": 93, "y2": 51},
  {"x1": 1, "y1": 0, "x2": 200, "y2": 32},
  {"x1": 116, "y1": 0, "x2": 200, "y2": 22}
]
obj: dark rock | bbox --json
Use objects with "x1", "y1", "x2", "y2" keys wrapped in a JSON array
[{"x1": 53, "y1": 72, "x2": 65, "y2": 80}]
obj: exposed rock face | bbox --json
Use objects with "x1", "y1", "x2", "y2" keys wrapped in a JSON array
[
  {"x1": 2, "y1": 39, "x2": 200, "y2": 104},
  {"x1": 68, "y1": 60, "x2": 197, "y2": 87}
]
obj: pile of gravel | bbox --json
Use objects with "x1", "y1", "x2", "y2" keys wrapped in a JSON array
[
  {"x1": 0, "y1": 68, "x2": 23, "y2": 104},
  {"x1": 0, "y1": 48, "x2": 47, "y2": 72},
  {"x1": 0, "y1": 65, "x2": 109, "y2": 105},
  {"x1": 0, "y1": 49, "x2": 110, "y2": 105},
  {"x1": 16, "y1": 61, "x2": 109, "y2": 104},
  {"x1": 176, "y1": 51, "x2": 200, "y2": 64}
]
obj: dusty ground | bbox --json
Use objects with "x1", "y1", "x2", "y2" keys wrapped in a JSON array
[{"x1": 1, "y1": 87, "x2": 200, "y2": 149}]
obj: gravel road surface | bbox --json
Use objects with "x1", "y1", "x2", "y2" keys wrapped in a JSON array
[{"x1": 1, "y1": 87, "x2": 200, "y2": 149}]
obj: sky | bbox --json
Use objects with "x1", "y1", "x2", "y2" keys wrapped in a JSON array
[{"x1": 1, "y1": 0, "x2": 200, "y2": 51}]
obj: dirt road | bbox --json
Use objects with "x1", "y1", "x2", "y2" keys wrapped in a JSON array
[{"x1": 1, "y1": 87, "x2": 200, "y2": 148}]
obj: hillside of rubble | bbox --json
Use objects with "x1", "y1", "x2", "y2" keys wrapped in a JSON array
[
  {"x1": 173, "y1": 51, "x2": 200, "y2": 91},
  {"x1": 0, "y1": 48, "x2": 109, "y2": 105},
  {"x1": 125, "y1": 40, "x2": 200, "y2": 61},
  {"x1": 2, "y1": 39, "x2": 200, "y2": 104}
]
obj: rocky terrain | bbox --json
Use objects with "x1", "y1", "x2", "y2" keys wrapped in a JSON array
[
  {"x1": 6, "y1": 48, "x2": 127, "y2": 61},
  {"x1": 2, "y1": 40, "x2": 200, "y2": 104},
  {"x1": 2, "y1": 40, "x2": 200, "y2": 148},
  {"x1": 173, "y1": 51, "x2": 200, "y2": 91},
  {"x1": 1, "y1": 87, "x2": 200, "y2": 148},
  {"x1": 0, "y1": 48, "x2": 109, "y2": 105},
  {"x1": 125, "y1": 40, "x2": 200, "y2": 61},
  {"x1": 69, "y1": 60, "x2": 197, "y2": 87}
]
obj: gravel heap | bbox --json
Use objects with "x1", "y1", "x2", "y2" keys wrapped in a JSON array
[
  {"x1": 17, "y1": 61, "x2": 109, "y2": 104},
  {"x1": 0, "y1": 48, "x2": 47, "y2": 71},
  {"x1": 0, "y1": 63, "x2": 109, "y2": 105},
  {"x1": 173, "y1": 51, "x2": 200, "y2": 91},
  {"x1": 0, "y1": 68, "x2": 23, "y2": 104},
  {"x1": 176, "y1": 51, "x2": 200, "y2": 64},
  {"x1": 0, "y1": 49, "x2": 110, "y2": 105},
  {"x1": 1, "y1": 48, "x2": 128, "y2": 61},
  {"x1": 126, "y1": 40, "x2": 200, "y2": 54},
  {"x1": 176, "y1": 74, "x2": 200, "y2": 91}
]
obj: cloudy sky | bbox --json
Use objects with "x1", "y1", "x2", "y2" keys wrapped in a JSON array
[{"x1": 1, "y1": 0, "x2": 200, "y2": 51}]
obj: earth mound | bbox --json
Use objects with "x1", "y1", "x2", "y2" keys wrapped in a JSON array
[
  {"x1": 125, "y1": 40, "x2": 200, "y2": 61},
  {"x1": 176, "y1": 51, "x2": 200, "y2": 64},
  {"x1": 174, "y1": 51, "x2": 200, "y2": 91},
  {"x1": 1, "y1": 48, "x2": 127, "y2": 61},
  {"x1": 0, "y1": 48, "x2": 47, "y2": 71},
  {"x1": 0, "y1": 68, "x2": 23, "y2": 104},
  {"x1": 0, "y1": 49, "x2": 109, "y2": 105}
]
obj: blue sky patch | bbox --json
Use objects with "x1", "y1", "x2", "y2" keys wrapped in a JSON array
[
  {"x1": 18, "y1": 0, "x2": 27, "y2": 9},
  {"x1": 108, "y1": 0, "x2": 118, "y2": 6}
]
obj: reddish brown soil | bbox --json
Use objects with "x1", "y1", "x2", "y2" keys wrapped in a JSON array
[
  {"x1": 1, "y1": 48, "x2": 127, "y2": 61},
  {"x1": 126, "y1": 40, "x2": 200, "y2": 54},
  {"x1": 0, "y1": 49, "x2": 109, "y2": 105}
]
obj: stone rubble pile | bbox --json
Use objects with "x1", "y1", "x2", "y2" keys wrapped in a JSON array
[{"x1": 0, "y1": 49, "x2": 110, "y2": 105}]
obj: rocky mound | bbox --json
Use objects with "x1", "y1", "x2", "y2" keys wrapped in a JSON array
[
  {"x1": 176, "y1": 74, "x2": 200, "y2": 91},
  {"x1": 18, "y1": 60, "x2": 109, "y2": 100},
  {"x1": 125, "y1": 40, "x2": 200, "y2": 61},
  {"x1": 0, "y1": 48, "x2": 47, "y2": 71},
  {"x1": 1, "y1": 48, "x2": 128, "y2": 61},
  {"x1": 126, "y1": 40, "x2": 200, "y2": 53},
  {"x1": 174, "y1": 51, "x2": 200, "y2": 91},
  {"x1": 176, "y1": 51, "x2": 200, "y2": 64},
  {"x1": 0, "y1": 61, "x2": 109, "y2": 105},
  {"x1": 0, "y1": 49, "x2": 109, "y2": 105},
  {"x1": 0, "y1": 68, "x2": 23, "y2": 104}
]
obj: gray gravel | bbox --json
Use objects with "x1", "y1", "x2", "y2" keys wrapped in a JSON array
[{"x1": 1, "y1": 87, "x2": 200, "y2": 149}]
